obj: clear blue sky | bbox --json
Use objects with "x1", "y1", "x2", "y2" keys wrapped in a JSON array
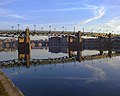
[{"x1": 0, "y1": 0, "x2": 120, "y2": 33}]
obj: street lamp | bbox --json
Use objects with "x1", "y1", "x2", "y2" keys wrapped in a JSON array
[
  {"x1": 74, "y1": 27, "x2": 75, "y2": 32},
  {"x1": 49, "y1": 25, "x2": 51, "y2": 32},
  {"x1": 106, "y1": 30, "x2": 108, "y2": 34},
  {"x1": 17, "y1": 24, "x2": 20, "y2": 35},
  {"x1": 65, "y1": 29, "x2": 67, "y2": 31},
  {"x1": 99, "y1": 29, "x2": 101, "y2": 33},
  {"x1": 54, "y1": 28, "x2": 56, "y2": 31},
  {"x1": 11, "y1": 26, "x2": 14, "y2": 31},
  {"x1": 34, "y1": 25, "x2": 36, "y2": 32},
  {"x1": 82, "y1": 28, "x2": 84, "y2": 32},
  {"x1": 112, "y1": 31, "x2": 113, "y2": 34},
  {"x1": 118, "y1": 31, "x2": 119, "y2": 34},
  {"x1": 41, "y1": 27, "x2": 43, "y2": 31},
  {"x1": 62, "y1": 26, "x2": 64, "y2": 32},
  {"x1": 91, "y1": 28, "x2": 93, "y2": 33}
]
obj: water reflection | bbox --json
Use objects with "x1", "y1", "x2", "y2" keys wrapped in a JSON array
[
  {"x1": 1, "y1": 40, "x2": 120, "y2": 96},
  {"x1": 18, "y1": 46, "x2": 31, "y2": 68},
  {"x1": 0, "y1": 42, "x2": 120, "y2": 68}
]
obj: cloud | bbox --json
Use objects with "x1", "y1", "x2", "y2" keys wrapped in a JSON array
[
  {"x1": 31, "y1": 4, "x2": 97, "y2": 12},
  {"x1": 0, "y1": 0, "x2": 20, "y2": 6},
  {"x1": 0, "y1": 10, "x2": 30, "y2": 20},
  {"x1": 58, "y1": 1, "x2": 82, "y2": 6},
  {"x1": 0, "y1": 8, "x2": 30, "y2": 20},
  {"x1": 97, "y1": 16, "x2": 120, "y2": 33},
  {"x1": 83, "y1": 6, "x2": 106, "y2": 24},
  {"x1": 8, "y1": 14, "x2": 30, "y2": 20},
  {"x1": 32, "y1": 7, "x2": 94, "y2": 12},
  {"x1": 0, "y1": 8, "x2": 11, "y2": 15},
  {"x1": 84, "y1": 63, "x2": 106, "y2": 83},
  {"x1": 83, "y1": 3, "x2": 98, "y2": 9},
  {"x1": 106, "y1": 17, "x2": 120, "y2": 30},
  {"x1": 104, "y1": 0, "x2": 120, "y2": 6}
]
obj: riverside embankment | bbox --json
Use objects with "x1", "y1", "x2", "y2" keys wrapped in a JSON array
[{"x1": 0, "y1": 70, "x2": 24, "y2": 96}]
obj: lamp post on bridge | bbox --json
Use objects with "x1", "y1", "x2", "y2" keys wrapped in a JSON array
[
  {"x1": 17, "y1": 24, "x2": 20, "y2": 35},
  {"x1": 112, "y1": 31, "x2": 113, "y2": 34},
  {"x1": 49, "y1": 25, "x2": 51, "y2": 33},
  {"x1": 34, "y1": 25, "x2": 36, "y2": 33},
  {"x1": 65, "y1": 28, "x2": 67, "y2": 32},
  {"x1": 62, "y1": 26, "x2": 64, "y2": 33},
  {"x1": 82, "y1": 28, "x2": 84, "y2": 33},
  {"x1": 118, "y1": 31, "x2": 119, "y2": 34},
  {"x1": 74, "y1": 27, "x2": 75, "y2": 32},
  {"x1": 11, "y1": 26, "x2": 14, "y2": 32},
  {"x1": 91, "y1": 28, "x2": 93, "y2": 33},
  {"x1": 99, "y1": 29, "x2": 101, "y2": 33},
  {"x1": 41, "y1": 27, "x2": 43, "y2": 31},
  {"x1": 106, "y1": 30, "x2": 108, "y2": 34},
  {"x1": 54, "y1": 28, "x2": 56, "y2": 31},
  {"x1": 90, "y1": 28, "x2": 93, "y2": 36}
]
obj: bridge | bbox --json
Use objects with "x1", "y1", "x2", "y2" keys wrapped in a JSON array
[
  {"x1": 1, "y1": 40, "x2": 48, "y2": 49},
  {"x1": 1, "y1": 28, "x2": 120, "y2": 50},
  {"x1": 0, "y1": 30, "x2": 120, "y2": 38}
]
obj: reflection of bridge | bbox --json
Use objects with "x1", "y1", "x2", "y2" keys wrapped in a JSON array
[
  {"x1": 80, "y1": 52, "x2": 120, "y2": 61},
  {"x1": 0, "y1": 48, "x2": 120, "y2": 68},
  {"x1": 0, "y1": 56, "x2": 75, "y2": 68}
]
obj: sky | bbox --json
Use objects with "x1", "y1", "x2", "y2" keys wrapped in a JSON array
[{"x1": 0, "y1": 0, "x2": 120, "y2": 33}]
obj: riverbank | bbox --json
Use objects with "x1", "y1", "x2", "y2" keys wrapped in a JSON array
[
  {"x1": 0, "y1": 79, "x2": 9, "y2": 96},
  {"x1": 0, "y1": 70, "x2": 24, "y2": 96}
]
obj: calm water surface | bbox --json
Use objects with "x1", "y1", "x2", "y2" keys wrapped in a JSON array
[{"x1": 1, "y1": 48, "x2": 120, "y2": 96}]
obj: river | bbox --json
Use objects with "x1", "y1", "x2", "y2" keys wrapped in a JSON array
[{"x1": 1, "y1": 47, "x2": 120, "y2": 96}]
